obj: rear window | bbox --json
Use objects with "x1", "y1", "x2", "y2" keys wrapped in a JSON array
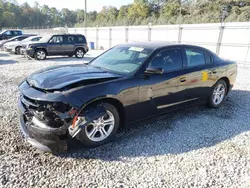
[{"x1": 77, "y1": 35, "x2": 86, "y2": 43}]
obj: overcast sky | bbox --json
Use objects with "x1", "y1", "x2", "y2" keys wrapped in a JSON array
[{"x1": 16, "y1": 0, "x2": 133, "y2": 11}]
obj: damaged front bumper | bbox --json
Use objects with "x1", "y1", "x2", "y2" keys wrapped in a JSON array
[
  {"x1": 17, "y1": 81, "x2": 107, "y2": 153},
  {"x1": 18, "y1": 98, "x2": 69, "y2": 153}
]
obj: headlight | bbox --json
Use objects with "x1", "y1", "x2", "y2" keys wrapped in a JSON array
[{"x1": 27, "y1": 45, "x2": 33, "y2": 50}]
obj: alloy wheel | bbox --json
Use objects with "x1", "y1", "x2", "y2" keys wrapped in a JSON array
[
  {"x1": 85, "y1": 111, "x2": 115, "y2": 142},
  {"x1": 76, "y1": 49, "x2": 84, "y2": 58},
  {"x1": 212, "y1": 84, "x2": 226, "y2": 105},
  {"x1": 36, "y1": 51, "x2": 46, "y2": 60}
]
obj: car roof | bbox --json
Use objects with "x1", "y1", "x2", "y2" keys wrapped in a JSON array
[
  {"x1": 119, "y1": 42, "x2": 216, "y2": 53},
  {"x1": 120, "y1": 42, "x2": 183, "y2": 50}
]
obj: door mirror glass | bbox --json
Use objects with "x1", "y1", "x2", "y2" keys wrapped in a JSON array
[{"x1": 145, "y1": 67, "x2": 163, "y2": 75}]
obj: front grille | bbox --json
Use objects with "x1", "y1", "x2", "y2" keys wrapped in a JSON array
[
  {"x1": 20, "y1": 95, "x2": 65, "y2": 128},
  {"x1": 21, "y1": 95, "x2": 39, "y2": 108}
]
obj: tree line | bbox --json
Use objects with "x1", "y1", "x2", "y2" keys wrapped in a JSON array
[{"x1": 1, "y1": 0, "x2": 250, "y2": 29}]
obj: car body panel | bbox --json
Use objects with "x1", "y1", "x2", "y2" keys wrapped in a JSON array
[{"x1": 17, "y1": 42, "x2": 237, "y2": 152}]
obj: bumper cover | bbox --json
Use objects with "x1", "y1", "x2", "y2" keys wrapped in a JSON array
[
  {"x1": 18, "y1": 98, "x2": 68, "y2": 153},
  {"x1": 26, "y1": 49, "x2": 35, "y2": 57}
]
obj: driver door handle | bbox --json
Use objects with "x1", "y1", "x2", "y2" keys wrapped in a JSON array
[{"x1": 180, "y1": 77, "x2": 187, "y2": 83}]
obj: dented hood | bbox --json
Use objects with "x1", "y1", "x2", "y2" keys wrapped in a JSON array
[{"x1": 26, "y1": 64, "x2": 122, "y2": 90}]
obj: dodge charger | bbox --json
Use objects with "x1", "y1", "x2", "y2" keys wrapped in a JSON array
[{"x1": 18, "y1": 42, "x2": 237, "y2": 153}]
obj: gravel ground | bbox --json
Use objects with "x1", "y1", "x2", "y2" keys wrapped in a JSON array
[{"x1": 0, "y1": 51, "x2": 250, "y2": 188}]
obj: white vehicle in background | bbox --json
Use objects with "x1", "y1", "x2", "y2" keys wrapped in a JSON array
[
  {"x1": 19, "y1": 36, "x2": 42, "y2": 55},
  {"x1": 4, "y1": 35, "x2": 40, "y2": 54}
]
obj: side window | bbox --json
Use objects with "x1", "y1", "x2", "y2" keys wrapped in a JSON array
[
  {"x1": 3, "y1": 31, "x2": 11, "y2": 36},
  {"x1": 18, "y1": 31, "x2": 22, "y2": 35},
  {"x1": 77, "y1": 36, "x2": 86, "y2": 43},
  {"x1": 149, "y1": 49, "x2": 183, "y2": 72},
  {"x1": 12, "y1": 31, "x2": 19, "y2": 35},
  {"x1": 67, "y1": 36, "x2": 75, "y2": 43},
  {"x1": 205, "y1": 52, "x2": 213, "y2": 64},
  {"x1": 185, "y1": 48, "x2": 206, "y2": 67},
  {"x1": 49, "y1": 36, "x2": 63, "y2": 43},
  {"x1": 18, "y1": 37, "x2": 26, "y2": 41}
]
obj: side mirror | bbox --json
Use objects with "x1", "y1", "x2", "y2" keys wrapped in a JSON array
[{"x1": 145, "y1": 67, "x2": 164, "y2": 75}]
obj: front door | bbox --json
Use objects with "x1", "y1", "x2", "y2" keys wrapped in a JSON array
[
  {"x1": 47, "y1": 35, "x2": 65, "y2": 55},
  {"x1": 138, "y1": 48, "x2": 188, "y2": 116}
]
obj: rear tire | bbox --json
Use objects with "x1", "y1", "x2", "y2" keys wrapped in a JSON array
[
  {"x1": 75, "y1": 48, "x2": 85, "y2": 58},
  {"x1": 35, "y1": 49, "x2": 46, "y2": 60},
  {"x1": 208, "y1": 80, "x2": 227, "y2": 108},
  {"x1": 76, "y1": 103, "x2": 120, "y2": 148}
]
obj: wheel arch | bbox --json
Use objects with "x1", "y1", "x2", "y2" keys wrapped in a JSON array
[
  {"x1": 219, "y1": 77, "x2": 230, "y2": 94},
  {"x1": 79, "y1": 97, "x2": 125, "y2": 129},
  {"x1": 75, "y1": 46, "x2": 86, "y2": 53},
  {"x1": 35, "y1": 47, "x2": 48, "y2": 55}
]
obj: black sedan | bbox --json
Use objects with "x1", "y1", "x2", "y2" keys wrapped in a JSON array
[{"x1": 18, "y1": 42, "x2": 237, "y2": 153}]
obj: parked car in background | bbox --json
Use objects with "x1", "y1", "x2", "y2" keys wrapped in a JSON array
[
  {"x1": 0, "y1": 29, "x2": 22, "y2": 40},
  {"x1": 8, "y1": 36, "x2": 41, "y2": 54},
  {"x1": 18, "y1": 42, "x2": 237, "y2": 153},
  {"x1": 1, "y1": 35, "x2": 35, "y2": 50},
  {"x1": 26, "y1": 34, "x2": 88, "y2": 60}
]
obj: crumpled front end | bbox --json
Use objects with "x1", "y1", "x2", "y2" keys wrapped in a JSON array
[
  {"x1": 17, "y1": 81, "x2": 81, "y2": 153},
  {"x1": 18, "y1": 94, "x2": 75, "y2": 153}
]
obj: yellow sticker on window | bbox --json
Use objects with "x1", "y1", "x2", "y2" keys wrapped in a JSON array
[
  {"x1": 129, "y1": 47, "x2": 144, "y2": 52},
  {"x1": 201, "y1": 71, "x2": 208, "y2": 81}
]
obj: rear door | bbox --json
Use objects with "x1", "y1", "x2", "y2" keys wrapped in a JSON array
[
  {"x1": 182, "y1": 47, "x2": 219, "y2": 100},
  {"x1": 47, "y1": 35, "x2": 65, "y2": 55},
  {"x1": 64, "y1": 35, "x2": 75, "y2": 54}
]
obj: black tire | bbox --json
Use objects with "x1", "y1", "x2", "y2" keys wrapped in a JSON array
[
  {"x1": 15, "y1": 46, "x2": 21, "y2": 54},
  {"x1": 34, "y1": 49, "x2": 46, "y2": 60},
  {"x1": 208, "y1": 79, "x2": 227, "y2": 108},
  {"x1": 75, "y1": 48, "x2": 85, "y2": 58},
  {"x1": 76, "y1": 103, "x2": 120, "y2": 148}
]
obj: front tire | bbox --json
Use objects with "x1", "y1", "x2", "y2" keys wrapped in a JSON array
[
  {"x1": 35, "y1": 49, "x2": 46, "y2": 60},
  {"x1": 208, "y1": 80, "x2": 227, "y2": 108},
  {"x1": 76, "y1": 103, "x2": 120, "y2": 148},
  {"x1": 75, "y1": 48, "x2": 85, "y2": 58},
  {"x1": 15, "y1": 46, "x2": 21, "y2": 54}
]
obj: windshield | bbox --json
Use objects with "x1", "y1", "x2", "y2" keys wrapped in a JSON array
[
  {"x1": 90, "y1": 46, "x2": 153, "y2": 75},
  {"x1": 0, "y1": 30, "x2": 6, "y2": 35},
  {"x1": 39, "y1": 35, "x2": 52, "y2": 43}
]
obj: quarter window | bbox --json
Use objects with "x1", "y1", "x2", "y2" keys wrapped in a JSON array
[
  {"x1": 77, "y1": 36, "x2": 86, "y2": 43},
  {"x1": 205, "y1": 52, "x2": 213, "y2": 64},
  {"x1": 185, "y1": 48, "x2": 206, "y2": 67},
  {"x1": 149, "y1": 49, "x2": 183, "y2": 72}
]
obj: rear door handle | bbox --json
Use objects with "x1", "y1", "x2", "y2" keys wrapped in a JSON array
[
  {"x1": 180, "y1": 77, "x2": 187, "y2": 83},
  {"x1": 209, "y1": 69, "x2": 217, "y2": 74}
]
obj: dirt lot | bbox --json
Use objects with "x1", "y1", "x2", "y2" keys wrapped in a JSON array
[{"x1": 0, "y1": 51, "x2": 250, "y2": 188}]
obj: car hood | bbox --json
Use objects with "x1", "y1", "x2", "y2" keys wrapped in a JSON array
[
  {"x1": 26, "y1": 64, "x2": 122, "y2": 91},
  {"x1": 22, "y1": 41, "x2": 36, "y2": 46},
  {"x1": 4, "y1": 41, "x2": 19, "y2": 46},
  {"x1": 29, "y1": 42, "x2": 48, "y2": 46}
]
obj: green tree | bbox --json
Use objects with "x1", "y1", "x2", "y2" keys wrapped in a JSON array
[{"x1": 128, "y1": 3, "x2": 150, "y2": 24}]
